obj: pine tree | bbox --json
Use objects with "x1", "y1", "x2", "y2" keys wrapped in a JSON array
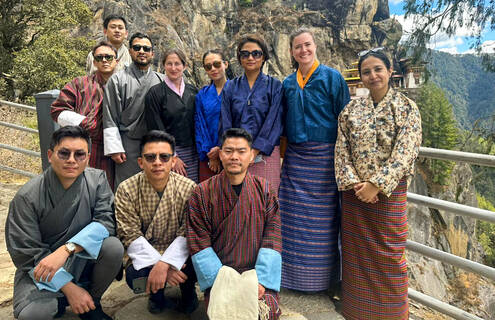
[{"x1": 417, "y1": 82, "x2": 459, "y2": 184}]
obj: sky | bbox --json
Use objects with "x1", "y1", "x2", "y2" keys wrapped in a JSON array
[{"x1": 389, "y1": 0, "x2": 495, "y2": 54}]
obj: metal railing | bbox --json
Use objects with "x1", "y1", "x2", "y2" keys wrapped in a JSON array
[
  {"x1": 0, "y1": 99, "x2": 40, "y2": 177},
  {"x1": 407, "y1": 147, "x2": 495, "y2": 320}
]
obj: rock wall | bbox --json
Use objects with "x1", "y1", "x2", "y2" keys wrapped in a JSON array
[{"x1": 82, "y1": 0, "x2": 401, "y2": 87}]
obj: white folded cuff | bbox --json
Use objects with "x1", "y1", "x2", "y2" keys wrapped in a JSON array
[
  {"x1": 127, "y1": 236, "x2": 161, "y2": 271},
  {"x1": 103, "y1": 127, "x2": 125, "y2": 155},
  {"x1": 160, "y1": 236, "x2": 189, "y2": 271},
  {"x1": 58, "y1": 111, "x2": 86, "y2": 127}
]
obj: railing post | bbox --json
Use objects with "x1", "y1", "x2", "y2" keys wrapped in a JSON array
[{"x1": 34, "y1": 90, "x2": 60, "y2": 171}]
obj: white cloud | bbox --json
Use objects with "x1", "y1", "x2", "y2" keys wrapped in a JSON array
[
  {"x1": 437, "y1": 47, "x2": 460, "y2": 54},
  {"x1": 464, "y1": 40, "x2": 495, "y2": 54},
  {"x1": 389, "y1": 0, "x2": 403, "y2": 5}
]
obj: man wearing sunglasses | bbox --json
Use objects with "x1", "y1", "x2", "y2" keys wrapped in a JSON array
[
  {"x1": 6, "y1": 126, "x2": 124, "y2": 320},
  {"x1": 86, "y1": 15, "x2": 132, "y2": 75},
  {"x1": 51, "y1": 41, "x2": 118, "y2": 188},
  {"x1": 103, "y1": 32, "x2": 165, "y2": 190},
  {"x1": 114, "y1": 130, "x2": 198, "y2": 315}
]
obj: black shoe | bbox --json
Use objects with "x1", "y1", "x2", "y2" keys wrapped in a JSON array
[
  {"x1": 78, "y1": 305, "x2": 112, "y2": 320},
  {"x1": 147, "y1": 296, "x2": 177, "y2": 314},
  {"x1": 177, "y1": 291, "x2": 199, "y2": 314}
]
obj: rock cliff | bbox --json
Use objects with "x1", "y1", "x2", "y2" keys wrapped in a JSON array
[{"x1": 82, "y1": 0, "x2": 401, "y2": 86}]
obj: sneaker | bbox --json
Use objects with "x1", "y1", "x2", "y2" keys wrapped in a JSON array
[{"x1": 78, "y1": 305, "x2": 112, "y2": 320}]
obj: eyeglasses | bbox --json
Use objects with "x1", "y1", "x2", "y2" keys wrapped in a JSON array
[
  {"x1": 239, "y1": 50, "x2": 263, "y2": 60},
  {"x1": 357, "y1": 47, "x2": 385, "y2": 57},
  {"x1": 142, "y1": 153, "x2": 173, "y2": 163},
  {"x1": 204, "y1": 61, "x2": 223, "y2": 71},
  {"x1": 56, "y1": 149, "x2": 88, "y2": 162},
  {"x1": 94, "y1": 54, "x2": 116, "y2": 62},
  {"x1": 131, "y1": 45, "x2": 152, "y2": 52}
]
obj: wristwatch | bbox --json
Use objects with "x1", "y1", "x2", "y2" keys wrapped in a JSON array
[{"x1": 64, "y1": 242, "x2": 76, "y2": 255}]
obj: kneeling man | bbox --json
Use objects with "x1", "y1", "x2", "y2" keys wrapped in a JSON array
[
  {"x1": 115, "y1": 131, "x2": 198, "y2": 314},
  {"x1": 187, "y1": 128, "x2": 282, "y2": 319},
  {"x1": 6, "y1": 126, "x2": 124, "y2": 320}
]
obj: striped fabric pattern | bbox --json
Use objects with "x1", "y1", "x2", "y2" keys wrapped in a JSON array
[
  {"x1": 175, "y1": 145, "x2": 199, "y2": 183},
  {"x1": 280, "y1": 142, "x2": 340, "y2": 291},
  {"x1": 89, "y1": 142, "x2": 113, "y2": 189},
  {"x1": 248, "y1": 146, "x2": 281, "y2": 196},
  {"x1": 341, "y1": 179, "x2": 408, "y2": 320}
]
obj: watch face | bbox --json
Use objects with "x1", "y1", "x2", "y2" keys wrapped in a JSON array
[{"x1": 66, "y1": 242, "x2": 76, "y2": 252}]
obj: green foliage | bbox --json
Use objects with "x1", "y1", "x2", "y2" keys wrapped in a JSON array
[
  {"x1": 0, "y1": 0, "x2": 93, "y2": 100},
  {"x1": 11, "y1": 33, "x2": 93, "y2": 97},
  {"x1": 239, "y1": 0, "x2": 267, "y2": 7},
  {"x1": 416, "y1": 82, "x2": 459, "y2": 184},
  {"x1": 403, "y1": 0, "x2": 495, "y2": 71},
  {"x1": 476, "y1": 194, "x2": 495, "y2": 267}
]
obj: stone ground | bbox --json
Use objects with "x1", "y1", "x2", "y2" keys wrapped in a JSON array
[{"x1": 0, "y1": 181, "x2": 344, "y2": 320}]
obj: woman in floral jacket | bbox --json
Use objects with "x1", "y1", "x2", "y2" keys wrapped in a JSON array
[{"x1": 335, "y1": 48, "x2": 422, "y2": 320}]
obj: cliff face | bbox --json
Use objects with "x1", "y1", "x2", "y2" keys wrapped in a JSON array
[{"x1": 82, "y1": 0, "x2": 401, "y2": 86}]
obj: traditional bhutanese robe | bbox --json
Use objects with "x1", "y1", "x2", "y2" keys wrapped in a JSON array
[
  {"x1": 86, "y1": 44, "x2": 132, "y2": 76},
  {"x1": 187, "y1": 171, "x2": 282, "y2": 319},
  {"x1": 50, "y1": 72, "x2": 113, "y2": 186},
  {"x1": 102, "y1": 63, "x2": 164, "y2": 189},
  {"x1": 115, "y1": 171, "x2": 196, "y2": 271},
  {"x1": 195, "y1": 81, "x2": 228, "y2": 182},
  {"x1": 280, "y1": 64, "x2": 350, "y2": 291},
  {"x1": 145, "y1": 79, "x2": 199, "y2": 182},
  {"x1": 219, "y1": 73, "x2": 283, "y2": 191},
  {"x1": 335, "y1": 88, "x2": 422, "y2": 319},
  {"x1": 5, "y1": 167, "x2": 115, "y2": 318}
]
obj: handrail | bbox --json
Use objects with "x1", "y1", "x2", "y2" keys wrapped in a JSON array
[
  {"x1": 0, "y1": 121, "x2": 38, "y2": 134},
  {"x1": 406, "y1": 240, "x2": 495, "y2": 281},
  {"x1": 0, "y1": 99, "x2": 36, "y2": 112},
  {"x1": 408, "y1": 289, "x2": 484, "y2": 320},
  {"x1": 408, "y1": 192, "x2": 495, "y2": 224},
  {"x1": 419, "y1": 146, "x2": 495, "y2": 167},
  {"x1": 0, "y1": 164, "x2": 37, "y2": 178},
  {"x1": 0, "y1": 143, "x2": 41, "y2": 157}
]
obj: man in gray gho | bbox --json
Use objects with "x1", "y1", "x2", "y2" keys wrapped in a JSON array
[
  {"x1": 5, "y1": 126, "x2": 123, "y2": 320},
  {"x1": 102, "y1": 32, "x2": 164, "y2": 189}
]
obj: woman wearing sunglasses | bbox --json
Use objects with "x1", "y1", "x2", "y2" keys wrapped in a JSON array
[
  {"x1": 145, "y1": 48, "x2": 199, "y2": 182},
  {"x1": 218, "y1": 34, "x2": 283, "y2": 194},
  {"x1": 335, "y1": 48, "x2": 422, "y2": 319},
  {"x1": 194, "y1": 49, "x2": 231, "y2": 182},
  {"x1": 279, "y1": 28, "x2": 350, "y2": 293}
]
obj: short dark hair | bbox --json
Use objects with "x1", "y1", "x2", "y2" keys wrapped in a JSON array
[
  {"x1": 139, "y1": 130, "x2": 176, "y2": 155},
  {"x1": 49, "y1": 126, "x2": 91, "y2": 151},
  {"x1": 103, "y1": 15, "x2": 127, "y2": 30},
  {"x1": 92, "y1": 41, "x2": 118, "y2": 59},
  {"x1": 162, "y1": 48, "x2": 187, "y2": 66},
  {"x1": 129, "y1": 32, "x2": 153, "y2": 49},
  {"x1": 236, "y1": 34, "x2": 270, "y2": 68},
  {"x1": 220, "y1": 128, "x2": 253, "y2": 148},
  {"x1": 358, "y1": 50, "x2": 391, "y2": 76}
]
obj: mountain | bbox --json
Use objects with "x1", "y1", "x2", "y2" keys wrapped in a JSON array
[{"x1": 428, "y1": 50, "x2": 495, "y2": 129}]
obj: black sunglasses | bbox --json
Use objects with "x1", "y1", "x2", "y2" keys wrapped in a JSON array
[
  {"x1": 94, "y1": 54, "x2": 115, "y2": 62},
  {"x1": 357, "y1": 47, "x2": 385, "y2": 57},
  {"x1": 142, "y1": 153, "x2": 173, "y2": 163},
  {"x1": 56, "y1": 149, "x2": 88, "y2": 162},
  {"x1": 204, "y1": 61, "x2": 223, "y2": 71},
  {"x1": 131, "y1": 45, "x2": 152, "y2": 52},
  {"x1": 239, "y1": 50, "x2": 263, "y2": 59}
]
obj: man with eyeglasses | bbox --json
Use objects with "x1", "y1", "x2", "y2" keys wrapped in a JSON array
[
  {"x1": 114, "y1": 130, "x2": 198, "y2": 315},
  {"x1": 86, "y1": 14, "x2": 131, "y2": 75},
  {"x1": 51, "y1": 41, "x2": 118, "y2": 188},
  {"x1": 6, "y1": 126, "x2": 124, "y2": 320},
  {"x1": 103, "y1": 32, "x2": 164, "y2": 190}
]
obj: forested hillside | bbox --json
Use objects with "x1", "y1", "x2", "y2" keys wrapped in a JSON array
[{"x1": 429, "y1": 50, "x2": 495, "y2": 129}]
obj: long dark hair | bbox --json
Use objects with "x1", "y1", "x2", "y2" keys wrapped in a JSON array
[
  {"x1": 357, "y1": 50, "x2": 393, "y2": 88},
  {"x1": 289, "y1": 28, "x2": 316, "y2": 70},
  {"x1": 202, "y1": 49, "x2": 234, "y2": 79}
]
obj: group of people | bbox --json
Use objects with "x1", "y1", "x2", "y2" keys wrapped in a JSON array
[{"x1": 5, "y1": 13, "x2": 422, "y2": 320}]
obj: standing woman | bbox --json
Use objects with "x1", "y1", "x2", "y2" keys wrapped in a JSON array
[
  {"x1": 195, "y1": 49, "x2": 230, "y2": 182},
  {"x1": 145, "y1": 48, "x2": 199, "y2": 182},
  {"x1": 219, "y1": 34, "x2": 283, "y2": 193},
  {"x1": 335, "y1": 49, "x2": 421, "y2": 319},
  {"x1": 280, "y1": 28, "x2": 350, "y2": 292}
]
